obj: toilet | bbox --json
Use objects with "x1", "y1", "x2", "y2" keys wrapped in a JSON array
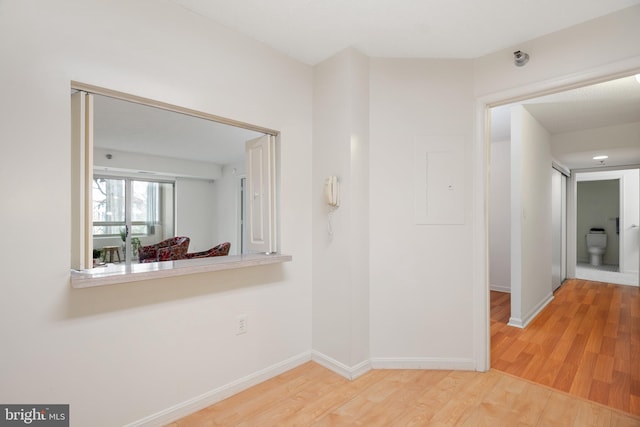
[{"x1": 586, "y1": 228, "x2": 607, "y2": 266}]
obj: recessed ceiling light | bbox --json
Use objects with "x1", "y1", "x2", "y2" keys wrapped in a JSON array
[{"x1": 593, "y1": 155, "x2": 608, "y2": 160}]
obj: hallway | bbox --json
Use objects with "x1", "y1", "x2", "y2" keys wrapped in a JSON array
[{"x1": 491, "y1": 279, "x2": 640, "y2": 416}]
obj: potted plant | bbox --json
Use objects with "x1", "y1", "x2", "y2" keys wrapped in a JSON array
[
  {"x1": 120, "y1": 228, "x2": 142, "y2": 260},
  {"x1": 131, "y1": 237, "x2": 141, "y2": 260},
  {"x1": 92, "y1": 248, "x2": 105, "y2": 266}
]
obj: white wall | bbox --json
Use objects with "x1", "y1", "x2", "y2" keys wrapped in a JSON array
[
  {"x1": 369, "y1": 59, "x2": 476, "y2": 366},
  {"x1": 473, "y1": 7, "x2": 640, "y2": 98},
  {"x1": 552, "y1": 122, "x2": 640, "y2": 161},
  {"x1": 509, "y1": 106, "x2": 553, "y2": 327},
  {"x1": 94, "y1": 147, "x2": 223, "y2": 180},
  {"x1": 312, "y1": 49, "x2": 370, "y2": 374},
  {"x1": 3, "y1": 0, "x2": 640, "y2": 424},
  {"x1": 489, "y1": 140, "x2": 511, "y2": 292},
  {"x1": 0, "y1": 1, "x2": 312, "y2": 426},
  {"x1": 175, "y1": 178, "x2": 217, "y2": 252},
  {"x1": 316, "y1": 3, "x2": 640, "y2": 376}
]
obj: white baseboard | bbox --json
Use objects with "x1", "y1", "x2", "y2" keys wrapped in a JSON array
[
  {"x1": 508, "y1": 292, "x2": 554, "y2": 329},
  {"x1": 489, "y1": 284, "x2": 511, "y2": 293},
  {"x1": 125, "y1": 351, "x2": 312, "y2": 427},
  {"x1": 126, "y1": 351, "x2": 479, "y2": 426},
  {"x1": 370, "y1": 357, "x2": 476, "y2": 371},
  {"x1": 507, "y1": 317, "x2": 525, "y2": 328},
  {"x1": 311, "y1": 350, "x2": 372, "y2": 380}
]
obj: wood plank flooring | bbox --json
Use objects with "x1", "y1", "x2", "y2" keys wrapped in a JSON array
[
  {"x1": 491, "y1": 279, "x2": 640, "y2": 417},
  {"x1": 167, "y1": 278, "x2": 640, "y2": 426},
  {"x1": 168, "y1": 362, "x2": 640, "y2": 426}
]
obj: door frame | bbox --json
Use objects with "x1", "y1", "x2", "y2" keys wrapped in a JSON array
[
  {"x1": 474, "y1": 59, "x2": 640, "y2": 372},
  {"x1": 574, "y1": 172, "x2": 623, "y2": 271},
  {"x1": 572, "y1": 168, "x2": 640, "y2": 280}
]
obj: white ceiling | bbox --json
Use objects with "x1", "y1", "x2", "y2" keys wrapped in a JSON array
[
  {"x1": 94, "y1": 2, "x2": 640, "y2": 171},
  {"x1": 169, "y1": 0, "x2": 639, "y2": 65},
  {"x1": 93, "y1": 95, "x2": 264, "y2": 165},
  {"x1": 521, "y1": 77, "x2": 640, "y2": 134},
  {"x1": 491, "y1": 75, "x2": 640, "y2": 169}
]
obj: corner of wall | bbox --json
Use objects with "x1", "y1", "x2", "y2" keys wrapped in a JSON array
[{"x1": 311, "y1": 351, "x2": 372, "y2": 381}]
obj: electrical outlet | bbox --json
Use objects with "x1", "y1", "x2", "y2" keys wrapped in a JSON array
[{"x1": 236, "y1": 314, "x2": 248, "y2": 335}]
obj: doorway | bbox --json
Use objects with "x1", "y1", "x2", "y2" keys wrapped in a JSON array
[
  {"x1": 486, "y1": 70, "x2": 640, "y2": 413},
  {"x1": 488, "y1": 73, "x2": 640, "y2": 325},
  {"x1": 573, "y1": 169, "x2": 640, "y2": 286}
]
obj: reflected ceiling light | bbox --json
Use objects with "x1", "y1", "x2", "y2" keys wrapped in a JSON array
[
  {"x1": 636, "y1": 74, "x2": 640, "y2": 84},
  {"x1": 593, "y1": 155, "x2": 608, "y2": 160}
]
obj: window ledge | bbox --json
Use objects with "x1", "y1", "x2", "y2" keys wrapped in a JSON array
[{"x1": 70, "y1": 253, "x2": 292, "y2": 288}]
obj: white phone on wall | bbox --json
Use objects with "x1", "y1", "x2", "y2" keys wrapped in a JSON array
[{"x1": 324, "y1": 176, "x2": 339, "y2": 207}]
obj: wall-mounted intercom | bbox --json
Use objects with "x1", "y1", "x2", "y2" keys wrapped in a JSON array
[{"x1": 324, "y1": 176, "x2": 340, "y2": 207}]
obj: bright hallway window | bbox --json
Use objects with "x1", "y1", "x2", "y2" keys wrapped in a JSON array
[{"x1": 92, "y1": 176, "x2": 174, "y2": 237}]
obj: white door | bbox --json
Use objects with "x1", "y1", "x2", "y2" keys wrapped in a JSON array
[
  {"x1": 70, "y1": 91, "x2": 94, "y2": 269},
  {"x1": 245, "y1": 135, "x2": 276, "y2": 253}
]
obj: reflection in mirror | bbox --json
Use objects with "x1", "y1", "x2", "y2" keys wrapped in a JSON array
[{"x1": 71, "y1": 87, "x2": 278, "y2": 269}]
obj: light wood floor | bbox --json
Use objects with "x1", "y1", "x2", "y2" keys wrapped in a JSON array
[
  {"x1": 491, "y1": 279, "x2": 640, "y2": 417},
  {"x1": 169, "y1": 363, "x2": 640, "y2": 426},
  {"x1": 168, "y1": 278, "x2": 640, "y2": 426}
]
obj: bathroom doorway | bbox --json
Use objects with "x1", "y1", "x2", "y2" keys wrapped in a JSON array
[{"x1": 574, "y1": 169, "x2": 639, "y2": 286}]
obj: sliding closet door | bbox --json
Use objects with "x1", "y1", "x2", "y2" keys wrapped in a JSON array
[{"x1": 551, "y1": 167, "x2": 567, "y2": 291}]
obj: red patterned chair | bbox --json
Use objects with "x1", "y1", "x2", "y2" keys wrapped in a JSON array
[
  {"x1": 138, "y1": 236, "x2": 190, "y2": 263},
  {"x1": 185, "y1": 242, "x2": 231, "y2": 259}
]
